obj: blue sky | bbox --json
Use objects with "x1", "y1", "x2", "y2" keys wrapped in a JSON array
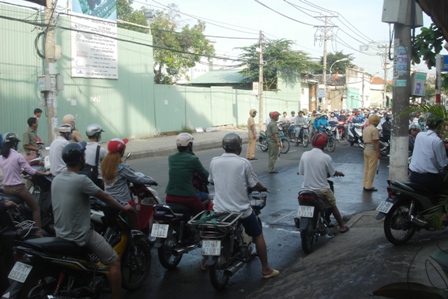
[{"x1": 138, "y1": 0, "x2": 439, "y2": 76}]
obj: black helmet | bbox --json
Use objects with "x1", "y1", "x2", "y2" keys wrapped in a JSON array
[
  {"x1": 409, "y1": 112, "x2": 416, "y2": 118},
  {"x1": 222, "y1": 132, "x2": 242, "y2": 151},
  {"x1": 62, "y1": 142, "x2": 86, "y2": 165},
  {"x1": 4, "y1": 132, "x2": 20, "y2": 144},
  {"x1": 386, "y1": 114, "x2": 392, "y2": 121},
  {"x1": 426, "y1": 113, "x2": 443, "y2": 129}
]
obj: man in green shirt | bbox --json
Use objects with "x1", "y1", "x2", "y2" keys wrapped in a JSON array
[
  {"x1": 267, "y1": 111, "x2": 281, "y2": 173},
  {"x1": 165, "y1": 133, "x2": 209, "y2": 215},
  {"x1": 22, "y1": 117, "x2": 40, "y2": 157}
]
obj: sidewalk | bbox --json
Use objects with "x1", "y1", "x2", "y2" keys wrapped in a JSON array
[
  {"x1": 249, "y1": 211, "x2": 448, "y2": 299},
  {"x1": 0, "y1": 127, "x2": 248, "y2": 185}
]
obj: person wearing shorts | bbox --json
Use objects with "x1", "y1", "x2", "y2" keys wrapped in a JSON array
[
  {"x1": 208, "y1": 132, "x2": 279, "y2": 279},
  {"x1": 52, "y1": 142, "x2": 134, "y2": 299},
  {"x1": 297, "y1": 133, "x2": 349, "y2": 233}
]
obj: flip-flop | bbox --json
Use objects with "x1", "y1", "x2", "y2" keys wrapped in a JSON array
[
  {"x1": 263, "y1": 269, "x2": 280, "y2": 279},
  {"x1": 340, "y1": 227, "x2": 350, "y2": 234}
]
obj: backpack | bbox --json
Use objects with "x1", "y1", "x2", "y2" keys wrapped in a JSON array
[{"x1": 80, "y1": 145, "x2": 100, "y2": 183}]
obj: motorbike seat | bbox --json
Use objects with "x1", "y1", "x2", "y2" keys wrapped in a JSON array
[
  {"x1": 155, "y1": 203, "x2": 192, "y2": 216},
  {"x1": 399, "y1": 181, "x2": 439, "y2": 195},
  {"x1": 17, "y1": 237, "x2": 85, "y2": 256},
  {"x1": 0, "y1": 193, "x2": 23, "y2": 204}
]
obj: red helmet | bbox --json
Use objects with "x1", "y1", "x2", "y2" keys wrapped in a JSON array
[
  {"x1": 271, "y1": 111, "x2": 280, "y2": 119},
  {"x1": 311, "y1": 133, "x2": 327, "y2": 148}
]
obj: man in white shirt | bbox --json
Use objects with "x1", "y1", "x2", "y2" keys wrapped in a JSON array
[
  {"x1": 409, "y1": 114, "x2": 448, "y2": 192},
  {"x1": 84, "y1": 124, "x2": 107, "y2": 187},
  {"x1": 209, "y1": 133, "x2": 279, "y2": 279},
  {"x1": 49, "y1": 124, "x2": 73, "y2": 175},
  {"x1": 298, "y1": 133, "x2": 349, "y2": 233}
]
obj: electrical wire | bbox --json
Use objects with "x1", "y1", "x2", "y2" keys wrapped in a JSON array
[
  {"x1": 254, "y1": 0, "x2": 318, "y2": 27},
  {"x1": 150, "y1": 0, "x2": 259, "y2": 35}
]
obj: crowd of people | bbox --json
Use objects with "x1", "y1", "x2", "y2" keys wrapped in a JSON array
[{"x1": 1, "y1": 105, "x2": 447, "y2": 297}]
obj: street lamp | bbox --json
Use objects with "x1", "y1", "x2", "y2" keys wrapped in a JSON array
[{"x1": 329, "y1": 58, "x2": 349, "y2": 76}]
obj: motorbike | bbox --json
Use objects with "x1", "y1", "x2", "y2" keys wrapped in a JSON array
[
  {"x1": 127, "y1": 172, "x2": 161, "y2": 241},
  {"x1": 258, "y1": 125, "x2": 290, "y2": 154},
  {"x1": 189, "y1": 191, "x2": 267, "y2": 290},
  {"x1": 150, "y1": 202, "x2": 201, "y2": 269},
  {"x1": 2, "y1": 201, "x2": 151, "y2": 298},
  {"x1": 337, "y1": 120, "x2": 346, "y2": 141},
  {"x1": 0, "y1": 200, "x2": 40, "y2": 295},
  {"x1": 328, "y1": 121, "x2": 341, "y2": 141},
  {"x1": 294, "y1": 124, "x2": 310, "y2": 147},
  {"x1": 348, "y1": 122, "x2": 365, "y2": 149},
  {"x1": 296, "y1": 179, "x2": 338, "y2": 253},
  {"x1": 149, "y1": 173, "x2": 212, "y2": 270},
  {"x1": 376, "y1": 179, "x2": 448, "y2": 245},
  {"x1": 0, "y1": 162, "x2": 54, "y2": 235},
  {"x1": 379, "y1": 131, "x2": 390, "y2": 156},
  {"x1": 323, "y1": 127, "x2": 336, "y2": 153}
]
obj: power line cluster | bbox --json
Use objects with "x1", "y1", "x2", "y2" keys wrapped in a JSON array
[{"x1": 0, "y1": 0, "x2": 388, "y2": 69}]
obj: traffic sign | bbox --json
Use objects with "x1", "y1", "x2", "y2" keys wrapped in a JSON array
[{"x1": 443, "y1": 55, "x2": 448, "y2": 72}]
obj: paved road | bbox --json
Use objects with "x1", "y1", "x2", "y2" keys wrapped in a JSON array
[{"x1": 121, "y1": 140, "x2": 391, "y2": 298}]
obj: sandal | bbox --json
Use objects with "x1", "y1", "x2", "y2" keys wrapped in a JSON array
[{"x1": 263, "y1": 269, "x2": 280, "y2": 279}]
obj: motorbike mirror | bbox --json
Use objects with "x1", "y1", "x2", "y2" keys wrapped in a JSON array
[{"x1": 124, "y1": 152, "x2": 132, "y2": 162}]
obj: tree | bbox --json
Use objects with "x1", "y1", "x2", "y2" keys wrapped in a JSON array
[
  {"x1": 412, "y1": 23, "x2": 448, "y2": 89},
  {"x1": 115, "y1": 2, "x2": 215, "y2": 84},
  {"x1": 238, "y1": 39, "x2": 319, "y2": 90},
  {"x1": 116, "y1": 0, "x2": 147, "y2": 33},
  {"x1": 149, "y1": 5, "x2": 215, "y2": 84},
  {"x1": 316, "y1": 51, "x2": 355, "y2": 75}
]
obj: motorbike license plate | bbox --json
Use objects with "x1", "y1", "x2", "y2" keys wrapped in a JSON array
[
  {"x1": 150, "y1": 223, "x2": 169, "y2": 238},
  {"x1": 201, "y1": 240, "x2": 221, "y2": 256},
  {"x1": 376, "y1": 201, "x2": 393, "y2": 214},
  {"x1": 297, "y1": 206, "x2": 314, "y2": 218},
  {"x1": 8, "y1": 262, "x2": 32, "y2": 283}
]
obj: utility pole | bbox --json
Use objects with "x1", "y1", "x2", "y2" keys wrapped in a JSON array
[
  {"x1": 314, "y1": 16, "x2": 336, "y2": 109},
  {"x1": 44, "y1": 0, "x2": 57, "y2": 143},
  {"x1": 258, "y1": 30, "x2": 264, "y2": 131},
  {"x1": 389, "y1": 5, "x2": 412, "y2": 181},
  {"x1": 382, "y1": 45, "x2": 388, "y2": 108}
]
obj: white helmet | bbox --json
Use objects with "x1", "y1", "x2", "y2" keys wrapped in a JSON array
[
  {"x1": 86, "y1": 123, "x2": 104, "y2": 137},
  {"x1": 58, "y1": 123, "x2": 73, "y2": 133},
  {"x1": 176, "y1": 133, "x2": 193, "y2": 147}
]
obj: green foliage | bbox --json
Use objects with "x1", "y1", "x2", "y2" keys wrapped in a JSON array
[
  {"x1": 316, "y1": 51, "x2": 355, "y2": 75},
  {"x1": 116, "y1": 0, "x2": 147, "y2": 33},
  {"x1": 405, "y1": 103, "x2": 447, "y2": 134},
  {"x1": 115, "y1": 2, "x2": 215, "y2": 84},
  {"x1": 149, "y1": 4, "x2": 215, "y2": 84},
  {"x1": 412, "y1": 23, "x2": 445, "y2": 69},
  {"x1": 237, "y1": 39, "x2": 319, "y2": 90}
]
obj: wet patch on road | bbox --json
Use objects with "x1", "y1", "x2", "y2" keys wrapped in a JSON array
[{"x1": 266, "y1": 209, "x2": 297, "y2": 228}]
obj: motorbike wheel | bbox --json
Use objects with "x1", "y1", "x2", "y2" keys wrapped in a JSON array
[
  {"x1": 301, "y1": 222, "x2": 315, "y2": 254},
  {"x1": 18, "y1": 270, "x2": 58, "y2": 299},
  {"x1": 210, "y1": 255, "x2": 230, "y2": 290},
  {"x1": 384, "y1": 202, "x2": 416, "y2": 245},
  {"x1": 157, "y1": 228, "x2": 183, "y2": 269},
  {"x1": 122, "y1": 238, "x2": 152, "y2": 290},
  {"x1": 326, "y1": 138, "x2": 336, "y2": 152},
  {"x1": 302, "y1": 135, "x2": 309, "y2": 147},
  {"x1": 259, "y1": 139, "x2": 268, "y2": 152},
  {"x1": 280, "y1": 140, "x2": 290, "y2": 154}
]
